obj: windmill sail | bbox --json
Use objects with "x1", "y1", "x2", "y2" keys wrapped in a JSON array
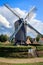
[
  {"x1": 25, "y1": 6, "x2": 36, "y2": 19},
  {"x1": 26, "y1": 23, "x2": 42, "y2": 36},
  {"x1": 4, "y1": 4, "x2": 20, "y2": 19}
]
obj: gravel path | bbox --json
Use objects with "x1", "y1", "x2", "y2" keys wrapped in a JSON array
[{"x1": 0, "y1": 57, "x2": 43, "y2": 64}]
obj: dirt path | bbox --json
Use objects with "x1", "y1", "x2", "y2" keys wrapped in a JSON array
[{"x1": 0, "y1": 57, "x2": 43, "y2": 64}]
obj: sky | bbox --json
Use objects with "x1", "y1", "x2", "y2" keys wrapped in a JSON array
[
  {"x1": 0, "y1": 0, "x2": 43, "y2": 21},
  {"x1": 0, "y1": 0, "x2": 43, "y2": 38}
]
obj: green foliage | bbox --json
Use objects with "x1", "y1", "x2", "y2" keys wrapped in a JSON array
[
  {"x1": 36, "y1": 35, "x2": 41, "y2": 42},
  {"x1": 0, "y1": 46, "x2": 31, "y2": 52},
  {"x1": 0, "y1": 46, "x2": 43, "y2": 58},
  {"x1": 0, "y1": 46, "x2": 31, "y2": 58},
  {"x1": 41, "y1": 35, "x2": 43, "y2": 38},
  {"x1": 0, "y1": 34, "x2": 8, "y2": 42},
  {"x1": 36, "y1": 46, "x2": 43, "y2": 51}
]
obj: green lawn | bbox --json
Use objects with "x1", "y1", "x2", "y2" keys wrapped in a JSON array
[{"x1": 0, "y1": 62, "x2": 43, "y2": 65}]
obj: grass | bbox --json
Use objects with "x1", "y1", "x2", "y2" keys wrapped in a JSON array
[{"x1": 0, "y1": 62, "x2": 43, "y2": 65}]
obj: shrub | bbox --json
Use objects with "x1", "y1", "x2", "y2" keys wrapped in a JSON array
[
  {"x1": 36, "y1": 46, "x2": 43, "y2": 51},
  {"x1": 0, "y1": 46, "x2": 31, "y2": 58}
]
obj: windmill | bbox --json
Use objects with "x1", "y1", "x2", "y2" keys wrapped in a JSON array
[{"x1": 4, "y1": 4, "x2": 42, "y2": 45}]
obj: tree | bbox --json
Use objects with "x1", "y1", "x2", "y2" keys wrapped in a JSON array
[
  {"x1": 0, "y1": 34, "x2": 8, "y2": 42},
  {"x1": 41, "y1": 35, "x2": 43, "y2": 38},
  {"x1": 36, "y1": 34, "x2": 41, "y2": 42}
]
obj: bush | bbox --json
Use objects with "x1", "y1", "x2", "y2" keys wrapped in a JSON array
[
  {"x1": 36, "y1": 46, "x2": 43, "y2": 51},
  {"x1": 0, "y1": 46, "x2": 31, "y2": 58},
  {"x1": 0, "y1": 46, "x2": 43, "y2": 58},
  {"x1": 0, "y1": 46, "x2": 31, "y2": 52}
]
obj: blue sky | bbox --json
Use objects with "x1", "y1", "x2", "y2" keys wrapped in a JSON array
[{"x1": 0, "y1": 0, "x2": 43, "y2": 21}]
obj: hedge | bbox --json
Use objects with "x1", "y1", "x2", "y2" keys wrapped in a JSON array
[
  {"x1": 0, "y1": 46, "x2": 32, "y2": 58},
  {"x1": 0, "y1": 46, "x2": 31, "y2": 52},
  {"x1": 36, "y1": 46, "x2": 43, "y2": 51},
  {"x1": 0, "y1": 46, "x2": 43, "y2": 58}
]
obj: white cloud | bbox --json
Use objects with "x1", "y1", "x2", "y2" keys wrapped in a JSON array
[
  {"x1": 0, "y1": 6, "x2": 43, "y2": 37},
  {"x1": 0, "y1": 15, "x2": 11, "y2": 28},
  {"x1": 27, "y1": 13, "x2": 43, "y2": 35},
  {"x1": 14, "y1": 8, "x2": 26, "y2": 17}
]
